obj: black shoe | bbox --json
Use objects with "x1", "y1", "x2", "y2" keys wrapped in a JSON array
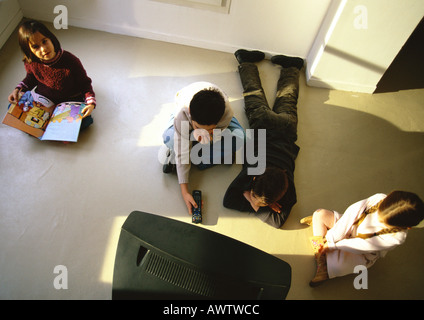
[
  {"x1": 234, "y1": 49, "x2": 265, "y2": 64},
  {"x1": 80, "y1": 115, "x2": 93, "y2": 131},
  {"x1": 271, "y1": 55, "x2": 304, "y2": 70},
  {"x1": 162, "y1": 148, "x2": 176, "y2": 173}
]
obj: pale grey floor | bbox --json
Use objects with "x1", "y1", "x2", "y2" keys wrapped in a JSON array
[{"x1": 1, "y1": 24, "x2": 423, "y2": 300}]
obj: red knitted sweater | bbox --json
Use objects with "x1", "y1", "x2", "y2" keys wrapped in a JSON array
[{"x1": 17, "y1": 49, "x2": 96, "y2": 106}]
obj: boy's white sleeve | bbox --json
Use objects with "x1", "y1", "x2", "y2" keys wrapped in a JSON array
[{"x1": 173, "y1": 111, "x2": 191, "y2": 185}]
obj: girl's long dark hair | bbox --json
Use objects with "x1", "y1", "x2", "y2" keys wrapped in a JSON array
[
  {"x1": 18, "y1": 20, "x2": 61, "y2": 63},
  {"x1": 379, "y1": 190, "x2": 424, "y2": 228}
]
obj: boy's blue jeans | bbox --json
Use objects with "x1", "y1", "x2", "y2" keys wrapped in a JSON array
[{"x1": 162, "y1": 117, "x2": 245, "y2": 170}]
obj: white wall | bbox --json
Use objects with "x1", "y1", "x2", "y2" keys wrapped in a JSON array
[
  {"x1": 16, "y1": 0, "x2": 331, "y2": 58},
  {"x1": 307, "y1": 0, "x2": 424, "y2": 93},
  {"x1": 5, "y1": 0, "x2": 422, "y2": 93},
  {"x1": 0, "y1": 0, "x2": 23, "y2": 48}
]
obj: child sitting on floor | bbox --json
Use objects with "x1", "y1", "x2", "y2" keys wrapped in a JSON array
[{"x1": 8, "y1": 20, "x2": 96, "y2": 131}]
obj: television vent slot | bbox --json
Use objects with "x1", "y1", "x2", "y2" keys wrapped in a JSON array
[{"x1": 146, "y1": 252, "x2": 215, "y2": 297}]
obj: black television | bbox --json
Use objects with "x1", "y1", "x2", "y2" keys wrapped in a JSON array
[{"x1": 112, "y1": 211, "x2": 291, "y2": 299}]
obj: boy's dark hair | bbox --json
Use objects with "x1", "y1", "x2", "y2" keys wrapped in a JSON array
[
  {"x1": 189, "y1": 89, "x2": 226, "y2": 125},
  {"x1": 18, "y1": 20, "x2": 61, "y2": 63},
  {"x1": 378, "y1": 190, "x2": 424, "y2": 228},
  {"x1": 251, "y1": 167, "x2": 288, "y2": 205}
]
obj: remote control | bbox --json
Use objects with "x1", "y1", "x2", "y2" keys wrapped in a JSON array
[{"x1": 192, "y1": 190, "x2": 202, "y2": 224}]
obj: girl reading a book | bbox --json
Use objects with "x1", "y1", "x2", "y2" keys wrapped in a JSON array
[
  {"x1": 8, "y1": 20, "x2": 96, "y2": 130},
  {"x1": 301, "y1": 191, "x2": 424, "y2": 287}
]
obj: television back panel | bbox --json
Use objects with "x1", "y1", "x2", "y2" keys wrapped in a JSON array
[{"x1": 112, "y1": 211, "x2": 291, "y2": 300}]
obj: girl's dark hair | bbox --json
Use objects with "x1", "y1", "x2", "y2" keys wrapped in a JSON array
[
  {"x1": 18, "y1": 20, "x2": 61, "y2": 63},
  {"x1": 251, "y1": 167, "x2": 288, "y2": 205},
  {"x1": 189, "y1": 89, "x2": 225, "y2": 125},
  {"x1": 378, "y1": 190, "x2": 424, "y2": 228}
]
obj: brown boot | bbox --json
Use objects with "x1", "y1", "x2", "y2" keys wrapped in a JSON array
[
  {"x1": 310, "y1": 253, "x2": 329, "y2": 287},
  {"x1": 309, "y1": 236, "x2": 329, "y2": 287}
]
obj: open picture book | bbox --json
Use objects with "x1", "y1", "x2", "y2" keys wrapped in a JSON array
[{"x1": 2, "y1": 90, "x2": 85, "y2": 142}]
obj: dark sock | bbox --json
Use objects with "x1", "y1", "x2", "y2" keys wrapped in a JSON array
[
  {"x1": 271, "y1": 55, "x2": 304, "y2": 70},
  {"x1": 234, "y1": 49, "x2": 265, "y2": 64},
  {"x1": 80, "y1": 115, "x2": 93, "y2": 131}
]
